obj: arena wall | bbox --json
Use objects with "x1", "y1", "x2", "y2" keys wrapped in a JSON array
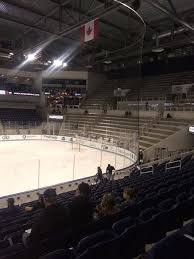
[
  {"x1": 144, "y1": 126, "x2": 194, "y2": 161},
  {"x1": 42, "y1": 70, "x2": 88, "y2": 80},
  {"x1": 87, "y1": 72, "x2": 106, "y2": 94},
  {"x1": 0, "y1": 68, "x2": 36, "y2": 78}
]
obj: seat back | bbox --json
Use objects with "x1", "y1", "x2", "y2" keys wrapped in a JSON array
[
  {"x1": 76, "y1": 230, "x2": 115, "y2": 255},
  {"x1": 112, "y1": 216, "x2": 135, "y2": 234}
]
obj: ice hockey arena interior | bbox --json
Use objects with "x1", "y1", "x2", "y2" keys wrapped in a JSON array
[{"x1": 1, "y1": 0, "x2": 194, "y2": 258}]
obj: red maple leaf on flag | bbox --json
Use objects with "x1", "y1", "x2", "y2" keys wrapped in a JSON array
[
  {"x1": 80, "y1": 18, "x2": 99, "y2": 42},
  {"x1": 87, "y1": 26, "x2": 92, "y2": 35}
]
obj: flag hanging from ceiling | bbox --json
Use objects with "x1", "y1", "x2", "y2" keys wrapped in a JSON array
[{"x1": 80, "y1": 18, "x2": 99, "y2": 42}]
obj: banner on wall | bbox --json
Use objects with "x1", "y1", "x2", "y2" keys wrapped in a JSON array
[
  {"x1": 172, "y1": 84, "x2": 192, "y2": 94},
  {"x1": 114, "y1": 88, "x2": 130, "y2": 97}
]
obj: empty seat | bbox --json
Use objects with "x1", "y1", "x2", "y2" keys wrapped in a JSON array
[
  {"x1": 76, "y1": 230, "x2": 115, "y2": 255},
  {"x1": 112, "y1": 216, "x2": 136, "y2": 235},
  {"x1": 158, "y1": 199, "x2": 183, "y2": 231},
  {"x1": 145, "y1": 232, "x2": 194, "y2": 259}
]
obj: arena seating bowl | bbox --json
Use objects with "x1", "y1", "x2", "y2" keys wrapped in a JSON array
[{"x1": 0, "y1": 153, "x2": 194, "y2": 258}]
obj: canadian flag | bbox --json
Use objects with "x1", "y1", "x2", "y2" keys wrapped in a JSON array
[{"x1": 80, "y1": 18, "x2": 99, "y2": 42}]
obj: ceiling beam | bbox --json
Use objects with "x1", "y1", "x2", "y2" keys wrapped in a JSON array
[
  {"x1": 23, "y1": 0, "x2": 131, "y2": 52},
  {"x1": 167, "y1": 0, "x2": 177, "y2": 14},
  {"x1": 64, "y1": 3, "x2": 127, "y2": 33},
  {"x1": 145, "y1": 0, "x2": 194, "y2": 33},
  {"x1": 2, "y1": 0, "x2": 72, "y2": 35},
  {"x1": 96, "y1": 0, "x2": 159, "y2": 34},
  {"x1": 0, "y1": 2, "x2": 124, "y2": 54},
  {"x1": 3, "y1": 0, "x2": 126, "y2": 36}
]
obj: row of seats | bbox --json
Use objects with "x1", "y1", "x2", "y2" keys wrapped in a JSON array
[{"x1": 0, "y1": 108, "x2": 42, "y2": 127}]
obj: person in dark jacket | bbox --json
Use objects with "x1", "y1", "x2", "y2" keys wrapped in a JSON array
[
  {"x1": 0, "y1": 198, "x2": 20, "y2": 216},
  {"x1": 69, "y1": 182, "x2": 93, "y2": 227},
  {"x1": 106, "y1": 164, "x2": 115, "y2": 181},
  {"x1": 25, "y1": 194, "x2": 45, "y2": 212},
  {"x1": 96, "y1": 166, "x2": 103, "y2": 183},
  {"x1": 24, "y1": 188, "x2": 69, "y2": 247}
]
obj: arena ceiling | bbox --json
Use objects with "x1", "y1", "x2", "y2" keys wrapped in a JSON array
[{"x1": 0, "y1": 0, "x2": 194, "y2": 71}]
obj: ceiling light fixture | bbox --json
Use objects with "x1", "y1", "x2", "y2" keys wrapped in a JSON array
[
  {"x1": 104, "y1": 60, "x2": 112, "y2": 64},
  {"x1": 26, "y1": 53, "x2": 36, "y2": 61},
  {"x1": 152, "y1": 47, "x2": 164, "y2": 53},
  {"x1": 53, "y1": 59, "x2": 63, "y2": 67},
  {"x1": 62, "y1": 62, "x2": 67, "y2": 68},
  {"x1": 9, "y1": 52, "x2": 14, "y2": 56},
  {"x1": 85, "y1": 64, "x2": 93, "y2": 68}
]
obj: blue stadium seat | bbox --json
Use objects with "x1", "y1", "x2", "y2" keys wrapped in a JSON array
[
  {"x1": 76, "y1": 237, "x2": 121, "y2": 259},
  {"x1": 119, "y1": 225, "x2": 145, "y2": 258},
  {"x1": 39, "y1": 249, "x2": 74, "y2": 259},
  {"x1": 76, "y1": 230, "x2": 115, "y2": 255},
  {"x1": 112, "y1": 216, "x2": 136, "y2": 235},
  {"x1": 145, "y1": 232, "x2": 194, "y2": 259},
  {"x1": 158, "y1": 199, "x2": 183, "y2": 231},
  {"x1": 138, "y1": 208, "x2": 166, "y2": 244}
]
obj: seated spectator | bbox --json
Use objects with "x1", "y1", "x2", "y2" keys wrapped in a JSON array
[
  {"x1": 167, "y1": 113, "x2": 172, "y2": 119},
  {"x1": 125, "y1": 111, "x2": 129, "y2": 117},
  {"x1": 1, "y1": 197, "x2": 20, "y2": 215},
  {"x1": 145, "y1": 101, "x2": 149, "y2": 110},
  {"x1": 69, "y1": 183, "x2": 93, "y2": 227},
  {"x1": 118, "y1": 187, "x2": 137, "y2": 210},
  {"x1": 25, "y1": 194, "x2": 45, "y2": 212},
  {"x1": 96, "y1": 193, "x2": 119, "y2": 219},
  {"x1": 23, "y1": 188, "x2": 69, "y2": 247}
]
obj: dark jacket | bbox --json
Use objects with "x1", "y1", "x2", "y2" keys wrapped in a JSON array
[
  {"x1": 69, "y1": 195, "x2": 93, "y2": 227},
  {"x1": 0, "y1": 205, "x2": 20, "y2": 216},
  {"x1": 32, "y1": 201, "x2": 45, "y2": 211},
  {"x1": 106, "y1": 165, "x2": 115, "y2": 175},
  {"x1": 28, "y1": 203, "x2": 68, "y2": 245},
  {"x1": 118, "y1": 199, "x2": 136, "y2": 211},
  {"x1": 96, "y1": 169, "x2": 103, "y2": 181}
]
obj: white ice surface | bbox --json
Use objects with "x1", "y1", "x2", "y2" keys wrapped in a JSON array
[{"x1": 0, "y1": 140, "x2": 133, "y2": 197}]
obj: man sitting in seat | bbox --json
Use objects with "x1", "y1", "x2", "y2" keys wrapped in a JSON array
[
  {"x1": 166, "y1": 113, "x2": 172, "y2": 119},
  {"x1": 1, "y1": 197, "x2": 20, "y2": 216},
  {"x1": 24, "y1": 188, "x2": 69, "y2": 247},
  {"x1": 25, "y1": 194, "x2": 45, "y2": 212},
  {"x1": 69, "y1": 182, "x2": 93, "y2": 228}
]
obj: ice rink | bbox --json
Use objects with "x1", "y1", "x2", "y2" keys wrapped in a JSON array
[{"x1": 0, "y1": 140, "x2": 133, "y2": 197}]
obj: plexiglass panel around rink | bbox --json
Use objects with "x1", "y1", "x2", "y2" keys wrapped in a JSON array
[{"x1": 0, "y1": 135, "x2": 137, "y2": 197}]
